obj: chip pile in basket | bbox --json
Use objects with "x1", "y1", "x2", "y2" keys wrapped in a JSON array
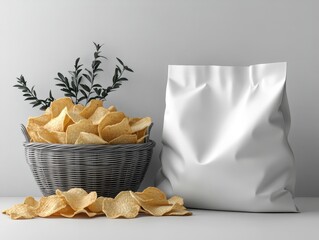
[
  {"x1": 2, "y1": 187, "x2": 192, "y2": 219},
  {"x1": 26, "y1": 97, "x2": 152, "y2": 144}
]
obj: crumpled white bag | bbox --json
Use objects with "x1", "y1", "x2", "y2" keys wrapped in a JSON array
[{"x1": 156, "y1": 63, "x2": 297, "y2": 212}]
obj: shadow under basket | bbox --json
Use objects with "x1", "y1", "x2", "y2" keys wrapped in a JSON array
[{"x1": 24, "y1": 140, "x2": 155, "y2": 197}]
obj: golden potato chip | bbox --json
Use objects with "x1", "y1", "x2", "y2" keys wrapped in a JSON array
[
  {"x1": 35, "y1": 195, "x2": 66, "y2": 217},
  {"x1": 164, "y1": 208, "x2": 192, "y2": 216},
  {"x1": 98, "y1": 112, "x2": 126, "y2": 136},
  {"x1": 56, "y1": 188, "x2": 97, "y2": 211},
  {"x1": 130, "y1": 117, "x2": 152, "y2": 133},
  {"x1": 133, "y1": 187, "x2": 167, "y2": 202},
  {"x1": 66, "y1": 119, "x2": 98, "y2": 144},
  {"x1": 102, "y1": 191, "x2": 140, "y2": 219},
  {"x1": 109, "y1": 134, "x2": 137, "y2": 144},
  {"x1": 137, "y1": 135, "x2": 148, "y2": 144},
  {"x1": 45, "y1": 107, "x2": 52, "y2": 115},
  {"x1": 73, "y1": 104, "x2": 85, "y2": 114},
  {"x1": 75, "y1": 132, "x2": 107, "y2": 145},
  {"x1": 80, "y1": 99, "x2": 103, "y2": 118},
  {"x1": 107, "y1": 105, "x2": 117, "y2": 112},
  {"x1": 66, "y1": 109, "x2": 84, "y2": 123},
  {"x1": 89, "y1": 107, "x2": 109, "y2": 125},
  {"x1": 37, "y1": 128, "x2": 66, "y2": 144},
  {"x1": 2, "y1": 203, "x2": 37, "y2": 219},
  {"x1": 101, "y1": 118, "x2": 131, "y2": 142},
  {"x1": 56, "y1": 205, "x2": 97, "y2": 218},
  {"x1": 24, "y1": 196, "x2": 39, "y2": 209},
  {"x1": 88, "y1": 197, "x2": 105, "y2": 214},
  {"x1": 37, "y1": 128, "x2": 58, "y2": 143},
  {"x1": 168, "y1": 196, "x2": 184, "y2": 205},
  {"x1": 44, "y1": 107, "x2": 69, "y2": 132},
  {"x1": 27, "y1": 114, "x2": 51, "y2": 126},
  {"x1": 50, "y1": 97, "x2": 74, "y2": 118},
  {"x1": 128, "y1": 117, "x2": 141, "y2": 125},
  {"x1": 136, "y1": 128, "x2": 147, "y2": 139},
  {"x1": 27, "y1": 122, "x2": 46, "y2": 142}
]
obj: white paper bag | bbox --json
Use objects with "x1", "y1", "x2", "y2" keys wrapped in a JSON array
[{"x1": 156, "y1": 63, "x2": 297, "y2": 212}]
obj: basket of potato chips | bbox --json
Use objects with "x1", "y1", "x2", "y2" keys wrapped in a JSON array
[{"x1": 23, "y1": 97, "x2": 155, "y2": 197}]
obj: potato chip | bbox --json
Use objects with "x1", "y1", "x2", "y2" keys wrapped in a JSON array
[
  {"x1": 80, "y1": 99, "x2": 103, "y2": 118},
  {"x1": 89, "y1": 107, "x2": 109, "y2": 125},
  {"x1": 27, "y1": 114, "x2": 51, "y2": 126},
  {"x1": 45, "y1": 107, "x2": 52, "y2": 115},
  {"x1": 27, "y1": 122, "x2": 46, "y2": 142},
  {"x1": 35, "y1": 195, "x2": 66, "y2": 217},
  {"x1": 137, "y1": 135, "x2": 148, "y2": 144},
  {"x1": 130, "y1": 117, "x2": 152, "y2": 133},
  {"x1": 2, "y1": 203, "x2": 37, "y2": 219},
  {"x1": 136, "y1": 128, "x2": 147, "y2": 139},
  {"x1": 24, "y1": 196, "x2": 39, "y2": 209},
  {"x1": 109, "y1": 134, "x2": 137, "y2": 144},
  {"x1": 66, "y1": 109, "x2": 84, "y2": 123},
  {"x1": 50, "y1": 97, "x2": 74, "y2": 118},
  {"x1": 108, "y1": 106, "x2": 117, "y2": 112},
  {"x1": 73, "y1": 104, "x2": 85, "y2": 114},
  {"x1": 56, "y1": 188, "x2": 97, "y2": 211},
  {"x1": 133, "y1": 187, "x2": 167, "y2": 202},
  {"x1": 165, "y1": 208, "x2": 192, "y2": 216},
  {"x1": 37, "y1": 128, "x2": 66, "y2": 144},
  {"x1": 128, "y1": 117, "x2": 141, "y2": 125},
  {"x1": 44, "y1": 107, "x2": 69, "y2": 132},
  {"x1": 102, "y1": 191, "x2": 140, "y2": 219},
  {"x1": 168, "y1": 196, "x2": 184, "y2": 205},
  {"x1": 101, "y1": 118, "x2": 132, "y2": 142},
  {"x1": 56, "y1": 205, "x2": 97, "y2": 218},
  {"x1": 75, "y1": 132, "x2": 107, "y2": 145},
  {"x1": 98, "y1": 112, "x2": 126, "y2": 136},
  {"x1": 88, "y1": 197, "x2": 105, "y2": 214},
  {"x1": 66, "y1": 119, "x2": 98, "y2": 144}
]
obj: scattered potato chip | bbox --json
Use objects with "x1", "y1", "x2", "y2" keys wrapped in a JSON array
[
  {"x1": 101, "y1": 118, "x2": 132, "y2": 142},
  {"x1": 102, "y1": 191, "x2": 140, "y2": 219},
  {"x1": 89, "y1": 107, "x2": 109, "y2": 125},
  {"x1": 130, "y1": 117, "x2": 152, "y2": 133},
  {"x1": 109, "y1": 134, "x2": 137, "y2": 144},
  {"x1": 35, "y1": 195, "x2": 67, "y2": 217},
  {"x1": 56, "y1": 188, "x2": 97, "y2": 211},
  {"x1": 50, "y1": 97, "x2": 74, "y2": 118},
  {"x1": 24, "y1": 196, "x2": 39, "y2": 209},
  {"x1": 75, "y1": 132, "x2": 107, "y2": 145},
  {"x1": 44, "y1": 107, "x2": 69, "y2": 132},
  {"x1": 80, "y1": 99, "x2": 103, "y2": 118},
  {"x1": 66, "y1": 119, "x2": 98, "y2": 144},
  {"x1": 88, "y1": 197, "x2": 105, "y2": 214},
  {"x1": 2, "y1": 203, "x2": 37, "y2": 219},
  {"x1": 2, "y1": 187, "x2": 191, "y2": 219},
  {"x1": 98, "y1": 112, "x2": 126, "y2": 137},
  {"x1": 56, "y1": 204, "x2": 97, "y2": 218}
]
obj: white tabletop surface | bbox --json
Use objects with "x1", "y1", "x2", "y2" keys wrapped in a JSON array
[{"x1": 0, "y1": 197, "x2": 318, "y2": 240}]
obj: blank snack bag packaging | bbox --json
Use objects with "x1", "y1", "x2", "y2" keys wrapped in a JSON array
[{"x1": 156, "y1": 63, "x2": 298, "y2": 212}]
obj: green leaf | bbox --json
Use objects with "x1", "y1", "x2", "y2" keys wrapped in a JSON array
[
  {"x1": 80, "y1": 84, "x2": 90, "y2": 92},
  {"x1": 117, "y1": 58, "x2": 124, "y2": 66},
  {"x1": 124, "y1": 66, "x2": 134, "y2": 72}
]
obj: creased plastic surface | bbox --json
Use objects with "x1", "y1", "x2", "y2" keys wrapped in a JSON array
[{"x1": 156, "y1": 63, "x2": 297, "y2": 212}]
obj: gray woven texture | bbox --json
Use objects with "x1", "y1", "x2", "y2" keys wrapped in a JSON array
[{"x1": 24, "y1": 140, "x2": 155, "y2": 197}]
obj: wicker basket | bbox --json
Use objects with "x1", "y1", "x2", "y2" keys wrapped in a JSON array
[{"x1": 24, "y1": 140, "x2": 155, "y2": 197}]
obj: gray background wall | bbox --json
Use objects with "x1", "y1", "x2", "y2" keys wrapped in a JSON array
[{"x1": 0, "y1": 0, "x2": 318, "y2": 197}]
